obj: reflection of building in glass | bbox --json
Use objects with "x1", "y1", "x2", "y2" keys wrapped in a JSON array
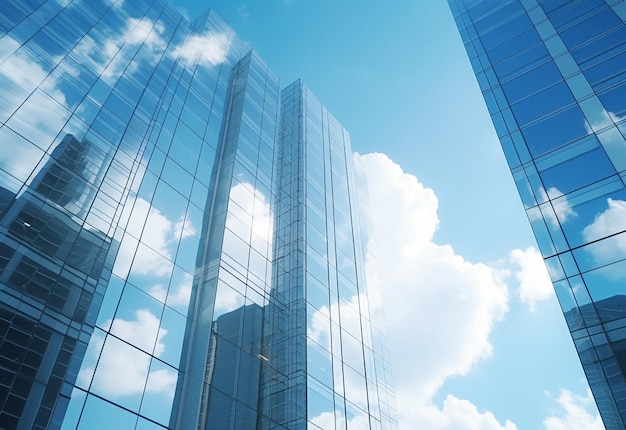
[
  {"x1": 200, "y1": 304, "x2": 263, "y2": 429},
  {"x1": 2, "y1": 0, "x2": 397, "y2": 429},
  {"x1": 0, "y1": 135, "x2": 117, "y2": 428},
  {"x1": 448, "y1": 1, "x2": 626, "y2": 428}
]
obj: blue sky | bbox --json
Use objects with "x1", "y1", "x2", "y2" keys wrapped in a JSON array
[{"x1": 169, "y1": 1, "x2": 604, "y2": 428}]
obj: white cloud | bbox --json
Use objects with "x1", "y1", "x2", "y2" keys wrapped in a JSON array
[
  {"x1": 410, "y1": 395, "x2": 518, "y2": 430},
  {"x1": 101, "y1": 17, "x2": 166, "y2": 82},
  {"x1": 510, "y1": 246, "x2": 554, "y2": 311},
  {"x1": 104, "y1": 0, "x2": 125, "y2": 8},
  {"x1": 531, "y1": 187, "x2": 576, "y2": 228},
  {"x1": 0, "y1": 13, "x2": 229, "y2": 183},
  {"x1": 79, "y1": 309, "x2": 176, "y2": 397},
  {"x1": 582, "y1": 199, "x2": 626, "y2": 264},
  {"x1": 310, "y1": 411, "x2": 370, "y2": 430},
  {"x1": 176, "y1": 213, "x2": 197, "y2": 239},
  {"x1": 213, "y1": 280, "x2": 247, "y2": 317},
  {"x1": 583, "y1": 198, "x2": 626, "y2": 247},
  {"x1": 354, "y1": 152, "x2": 512, "y2": 429},
  {"x1": 171, "y1": 32, "x2": 231, "y2": 67},
  {"x1": 148, "y1": 272, "x2": 193, "y2": 308},
  {"x1": 103, "y1": 18, "x2": 165, "y2": 58},
  {"x1": 0, "y1": 37, "x2": 72, "y2": 185},
  {"x1": 310, "y1": 411, "x2": 334, "y2": 429},
  {"x1": 223, "y1": 181, "x2": 273, "y2": 284},
  {"x1": 113, "y1": 197, "x2": 196, "y2": 279},
  {"x1": 586, "y1": 110, "x2": 626, "y2": 173},
  {"x1": 227, "y1": 182, "x2": 273, "y2": 245},
  {"x1": 585, "y1": 110, "x2": 621, "y2": 135},
  {"x1": 307, "y1": 298, "x2": 370, "y2": 411},
  {"x1": 543, "y1": 389, "x2": 604, "y2": 430},
  {"x1": 307, "y1": 305, "x2": 331, "y2": 349}
]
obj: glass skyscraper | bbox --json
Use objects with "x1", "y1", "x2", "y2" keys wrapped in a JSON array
[
  {"x1": 0, "y1": 1, "x2": 397, "y2": 429},
  {"x1": 448, "y1": 0, "x2": 626, "y2": 428}
]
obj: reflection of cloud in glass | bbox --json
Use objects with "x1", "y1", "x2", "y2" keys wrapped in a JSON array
[
  {"x1": 62, "y1": 12, "x2": 230, "y2": 86},
  {"x1": 61, "y1": 16, "x2": 167, "y2": 85},
  {"x1": 227, "y1": 182, "x2": 273, "y2": 241},
  {"x1": 582, "y1": 198, "x2": 626, "y2": 265},
  {"x1": 113, "y1": 197, "x2": 196, "y2": 278},
  {"x1": 79, "y1": 309, "x2": 176, "y2": 397},
  {"x1": 148, "y1": 272, "x2": 193, "y2": 307},
  {"x1": 585, "y1": 110, "x2": 622, "y2": 135},
  {"x1": 171, "y1": 32, "x2": 231, "y2": 67},
  {"x1": 585, "y1": 109, "x2": 626, "y2": 172},
  {"x1": 213, "y1": 282, "x2": 246, "y2": 318},
  {"x1": 307, "y1": 294, "x2": 369, "y2": 410},
  {"x1": 308, "y1": 305, "x2": 331, "y2": 349},
  {"x1": 101, "y1": 18, "x2": 166, "y2": 81},
  {"x1": 224, "y1": 181, "x2": 273, "y2": 284},
  {"x1": 307, "y1": 295, "x2": 366, "y2": 350},
  {"x1": 0, "y1": 38, "x2": 72, "y2": 182},
  {"x1": 530, "y1": 186, "x2": 576, "y2": 227},
  {"x1": 310, "y1": 411, "x2": 370, "y2": 430}
]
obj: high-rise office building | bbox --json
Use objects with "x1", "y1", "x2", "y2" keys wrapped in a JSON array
[
  {"x1": 448, "y1": 0, "x2": 626, "y2": 428},
  {"x1": 0, "y1": 0, "x2": 397, "y2": 429}
]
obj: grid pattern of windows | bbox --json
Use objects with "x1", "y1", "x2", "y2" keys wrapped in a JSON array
[
  {"x1": 0, "y1": 0, "x2": 397, "y2": 429},
  {"x1": 448, "y1": 1, "x2": 626, "y2": 428},
  {"x1": 268, "y1": 81, "x2": 397, "y2": 430}
]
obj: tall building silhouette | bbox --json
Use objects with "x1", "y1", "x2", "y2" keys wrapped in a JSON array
[
  {"x1": 448, "y1": 1, "x2": 626, "y2": 428},
  {"x1": 0, "y1": 0, "x2": 396, "y2": 429}
]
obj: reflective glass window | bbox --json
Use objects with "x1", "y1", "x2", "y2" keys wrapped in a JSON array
[
  {"x1": 521, "y1": 105, "x2": 588, "y2": 156},
  {"x1": 502, "y1": 61, "x2": 563, "y2": 103},
  {"x1": 511, "y1": 81, "x2": 574, "y2": 125}
]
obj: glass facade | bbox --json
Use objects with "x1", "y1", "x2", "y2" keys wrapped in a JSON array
[
  {"x1": 448, "y1": 1, "x2": 626, "y2": 428},
  {"x1": 0, "y1": 0, "x2": 397, "y2": 429}
]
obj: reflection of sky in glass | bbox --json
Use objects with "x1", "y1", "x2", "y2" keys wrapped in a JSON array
[
  {"x1": 0, "y1": 1, "x2": 241, "y2": 428},
  {"x1": 2, "y1": 0, "x2": 398, "y2": 427},
  {"x1": 447, "y1": 1, "x2": 626, "y2": 427}
]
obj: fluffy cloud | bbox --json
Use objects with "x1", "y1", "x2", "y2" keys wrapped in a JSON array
[
  {"x1": 582, "y1": 198, "x2": 626, "y2": 265},
  {"x1": 101, "y1": 17, "x2": 166, "y2": 81},
  {"x1": 354, "y1": 152, "x2": 511, "y2": 428},
  {"x1": 0, "y1": 37, "x2": 72, "y2": 185},
  {"x1": 585, "y1": 109, "x2": 621, "y2": 135},
  {"x1": 226, "y1": 181, "x2": 273, "y2": 248},
  {"x1": 113, "y1": 197, "x2": 196, "y2": 279},
  {"x1": 531, "y1": 187, "x2": 576, "y2": 228},
  {"x1": 148, "y1": 272, "x2": 193, "y2": 308},
  {"x1": 0, "y1": 8, "x2": 231, "y2": 186},
  {"x1": 60, "y1": 16, "x2": 167, "y2": 84},
  {"x1": 223, "y1": 181, "x2": 273, "y2": 287},
  {"x1": 543, "y1": 389, "x2": 604, "y2": 430},
  {"x1": 79, "y1": 309, "x2": 176, "y2": 397},
  {"x1": 510, "y1": 246, "x2": 554, "y2": 311},
  {"x1": 64, "y1": 12, "x2": 229, "y2": 86},
  {"x1": 171, "y1": 32, "x2": 231, "y2": 67},
  {"x1": 412, "y1": 395, "x2": 518, "y2": 430},
  {"x1": 307, "y1": 296, "x2": 369, "y2": 410},
  {"x1": 586, "y1": 110, "x2": 626, "y2": 173},
  {"x1": 310, "y1": 411, "x2": 370, "y2": 430}
]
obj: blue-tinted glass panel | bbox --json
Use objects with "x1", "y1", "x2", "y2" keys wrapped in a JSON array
[{"x1": 521, "y1": 105, "x2": 588, "y2": 156}]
